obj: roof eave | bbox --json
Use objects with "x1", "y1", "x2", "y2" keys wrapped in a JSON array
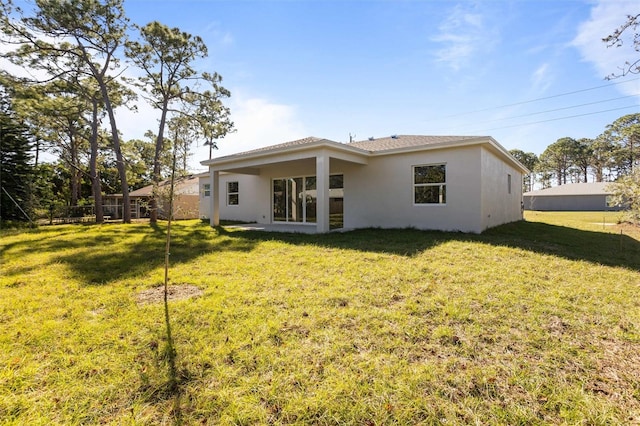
[
  {"x1": 484, "y1": 137, "x2": 531, "y2": 174},
  {"x1": 200, "y1": 139, "x2": 369, "y2": 167},
  {"x1": 364, "y1": 136, "x2": 530, "y2": 174}
]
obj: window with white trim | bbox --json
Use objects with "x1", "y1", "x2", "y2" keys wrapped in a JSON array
[
  {"x1": 227, "y1": 181, "x2": 239, "y2": 205},
  {"x1": 414, "y1": 164, "x2": 446, "y2": 204},
  {"x1": 203, "y1": 183, "x2": 211, "y2": 197}
]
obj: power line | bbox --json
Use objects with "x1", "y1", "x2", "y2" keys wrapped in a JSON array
[
  {"x1": 455, "y1": 94, "x2": 640, "y2": 128},
  {"x1": 466, "y1": 104, "x2": 638, "y2": 133},
  {"x1": 440, "y1": 76, "x2": 640, "y2": 119}
]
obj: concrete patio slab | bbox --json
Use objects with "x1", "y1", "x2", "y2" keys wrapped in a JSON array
[{"x1": 225, "y1": 223, "x2": 319, "y2": 234}]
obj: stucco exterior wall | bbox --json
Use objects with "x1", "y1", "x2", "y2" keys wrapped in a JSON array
[
  {"x1": 480, "y1": 147, "x2": 524, "y2": 230},
  {"x1": 222, "y1": 174, "x2": 261, "y2": 222},
  {"x1": 198, "y1": 176, "x2": 209, "y2": 219},
  {"x1": 168, "y1": 195, "x2": 200, "y2": 220},
  {"x1": 199, "y1": 174, "x2": 262, "y2": 222},
  {"x1": 200, "y1": 142, "x2": 526, "y2": 233},
  {"x1": 344, "y1": 146, "x2": 484, "y2": 233}
]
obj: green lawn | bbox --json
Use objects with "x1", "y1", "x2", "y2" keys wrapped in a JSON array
[{"x1": 1, "y1": 212, "x2": 639, "y2": 425}]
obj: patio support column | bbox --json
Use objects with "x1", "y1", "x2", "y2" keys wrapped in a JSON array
[
  {"x1": 210, "y1": 169, "x2": 220, "y2": 226},
  {"x1": 316, "y1": 152, "x2": 330, "y2": 233}
]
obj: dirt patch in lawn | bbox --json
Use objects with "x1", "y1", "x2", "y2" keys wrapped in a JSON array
[{"x1": 136, "y1": 285, "x2": 203, "y2": 305}]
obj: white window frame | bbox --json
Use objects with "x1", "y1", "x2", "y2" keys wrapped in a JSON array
[
  {"x1": 227, "y1": 181, "x2": 239, "y2": 206},
  {"x1": 203, "y1": 183, "x2": 211, "y2": 197},
  {"x1": 413, "y1": 164, "x2": 446, "y2": 205}
]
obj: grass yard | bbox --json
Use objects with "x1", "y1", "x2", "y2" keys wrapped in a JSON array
[{"x1": 1, "y1": 212, "x2": 639, "y2": 425}]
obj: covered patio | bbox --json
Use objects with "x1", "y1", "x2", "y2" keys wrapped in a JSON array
[{"x1": 202, "y1": 138, "x2": 368, "y2": 233}]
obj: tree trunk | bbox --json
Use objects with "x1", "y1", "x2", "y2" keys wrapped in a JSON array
[
  {"x1": 150, "y1": 104, "x2": 169, "y2": 224},
  {"x1": 529, "y1": 173, "x2": 535, "y2": 192},
  {"x1": 109, "y1": 112, "x2": 130, "y2": 223},
  {"x1": 595, "y1": 166, "x2": 603, "y2": 182},
  {"x1": 630, "y1": 137, "x2": 635, "y2": 172},
  {"x1": 556, "y1": 167, "x2": 563, "y2": 186},
  {"x1": 90, "y1": 99, "x2": 104, "y2": 223},
  {"x1": 77, "y1": 39, "x2": 131, "y2": 223},
  {"x1": 34, "y1": 139, "x2": 40, "y2": 167},
  {"x1": 99, "y1": 81, "x2": 130, "y2": 223},
  {"x1": 69, "y1": 125, "x2": 80, "y2": 207}
]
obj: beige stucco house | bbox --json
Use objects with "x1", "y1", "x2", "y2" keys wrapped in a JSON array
[
  {"x1": 105, "y1": 174, "x2": 204, "y2": 220},
  {"x1": 199, "y1": 135, "x2": 528, "y2": 233}
]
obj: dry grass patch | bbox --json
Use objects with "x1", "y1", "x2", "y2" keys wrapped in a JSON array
[{"x1": 135, "y1": 285, "x2": 204, "y2": 305}]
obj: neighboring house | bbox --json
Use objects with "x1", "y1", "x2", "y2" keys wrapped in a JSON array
[
  {"x1": 104, "y1": 173, "x2": 204, "y2": 219},
  {"x1": 101, "y1": 194, "x2": 125, "y2": 219},
  {"x1": 523, "y1": 182, "x2": 621, "y2": 211},
  {"x1": 199, "y1": 135, "x2": 528, "y2": 233}
]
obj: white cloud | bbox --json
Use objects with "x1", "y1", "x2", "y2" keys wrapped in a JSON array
[
  {"x1": 203, "y1": 21, "x2": 234, "y2": 48},
  {"x1": 572, "y1": 0, "x2": 640, "y2": 95},
  {"x1": 531, "y1": 63, "x2": 552, "y2": 93},
  {"x1": 219, "y1": 32, "x2": 234, "y2": 47},
  {"x1": 431, "y1": 4, "x2": 496, "y2": 71},
  {"x1": 115, "y1": 89, "x2": 308, "y2": 172},
  {"x1": 189, "y1": 93, "x2": 307, "y2": 170},
  {"x1": 0, "y1": 31, "x2": 63, "y2": 82}
]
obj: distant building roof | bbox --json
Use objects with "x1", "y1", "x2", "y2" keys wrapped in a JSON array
[
  {"x1": 129, "y1": 174, "x2": 201, "y2": 197},
  {"x1": 524, "y1": 182, "x2": 616, "y2": 197}
]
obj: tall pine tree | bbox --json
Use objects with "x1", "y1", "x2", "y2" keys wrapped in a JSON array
[{"x1": 0, "y1": 93, "x2": 34, "y2": 222}]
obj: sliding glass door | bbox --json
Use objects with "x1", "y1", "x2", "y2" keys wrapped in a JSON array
[
  {"x1": 273, "y1": 179, "x2": 287, "y2": 222},
  {"x1": 289, "y1": 177, "x2": 304, "y2": 222},
  {"x1": 305, "y1": 177, "x2": 317, "y2": 223},
  {"x1": 272, "y1": 176, "x2": 317, "y2": 223},
  {"x1": 329, "y1": 175, "x2": 344, "y2": 229},
  {"x1": 273, "y1": 174, "x2": 343, "y2": 226}
]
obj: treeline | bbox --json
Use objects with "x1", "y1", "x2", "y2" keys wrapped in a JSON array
[
  {"x1": 0, "y1": 0, "x2": 233, "y2": 224},
  {"x1": 510, "y1": 113, "x2": 640, "y2": 192}
]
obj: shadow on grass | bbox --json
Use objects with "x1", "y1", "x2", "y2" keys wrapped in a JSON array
[
  {"x1": 480, "y1": 220, "x2": 640, "y2": 270},
  {"x1": 2, "y1": 221, "x2": 258, "y2": 285},
  {"x1": 67, "y1": 224, "x2": 258, "y2": 285},
  {"x1": 4, "y1": 220, "x2": 639, "y2": 286},
  {"x1": 219, "y1": 220, "x2": 640, "y2": 271}
]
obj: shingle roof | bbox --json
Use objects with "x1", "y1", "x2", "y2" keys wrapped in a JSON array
[
  {"x1": 129, "y1": 175, "x2": 200, "y2": 197},
  {"x1": 211, "y1": 137, "x2": 324, "y2": 162},
  {"x1": 524, "y1": 182, "x2": 616, "y2": 197},
  {"x1": 348, "y1": 135, "x2": 483, "y2": 152},
  {"x1": 208, "y1": 135, "x2": 485, "y2": 163},
  {"x1": 200, "y1": 134, "x2": 529, "y2": 173}
]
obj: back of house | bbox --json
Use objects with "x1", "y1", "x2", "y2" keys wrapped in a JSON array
[{"x1": 199, "y1": 135, "x2": 528, "y2": 233}]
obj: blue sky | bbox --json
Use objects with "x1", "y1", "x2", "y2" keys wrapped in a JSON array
[{"x1": 6, "y1": 0, "x2": 640, "y2": 172}]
